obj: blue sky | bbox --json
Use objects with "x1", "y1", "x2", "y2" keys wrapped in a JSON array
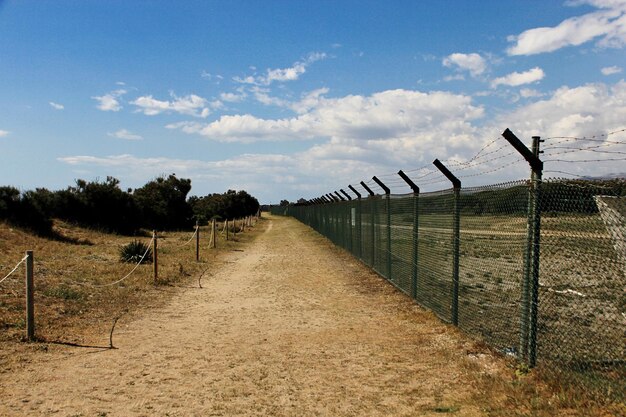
[{"x1": 1, "y1": 0, "x2": 625, "y2": 203}]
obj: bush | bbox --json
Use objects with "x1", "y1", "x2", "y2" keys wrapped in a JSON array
[{"x1": 119, "y1": 240, "x2": 153, "y2": 264}]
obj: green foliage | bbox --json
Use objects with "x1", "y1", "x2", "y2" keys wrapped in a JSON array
[
  {"x1": 134, "y1": 174, "x2": 193, "y2": 230},
  {"x1": 189, "y1": 189, "x2": 260, "y2": 222},
  {"x1": 119, "y1": 240, "x2": 153, "y2": 264},
  {"x1": 56, "y1": 177, "x2": 141, "y2": 234},
  {"x1": 0, "y1": 186, "x2": 53, "y2": 236}
]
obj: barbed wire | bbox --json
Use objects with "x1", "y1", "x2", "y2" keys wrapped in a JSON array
[
  {"x1": 543, "y1": 127, "x2": 626, "y2": 142},
  {"x1": 314, "y1": 128, "x2": 625, "y2": 200},
  {"x1": 544, "y1": 157, "x2": 626, "y2": 163},
  {"x1": 543, "y1": 170, "x2": 589, "y2": 178},
  {"x1": 0, "y1": 255, "x2": 29, "y2": 285}
]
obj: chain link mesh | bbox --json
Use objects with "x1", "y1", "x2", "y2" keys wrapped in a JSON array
[{"x1": 270, "y1": 178, "x2": 625, "y2": 400}]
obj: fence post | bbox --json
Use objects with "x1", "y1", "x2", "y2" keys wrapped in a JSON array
[
  {"x1": 349, "y1": 185, "x2": 362, "y2": 260},
  {"x1": 502, "y1": 129, "x2": 543, "y2": 367},
  {"x1": 398, "y1": 170, "x2": 420, "y2": 300},
  {"x1": 195, "y1": 221, "x2": 200, "y2": 262},
  {"x1": 528, "y1": 136, "x2": 543, "y2": 367},
  {"x1": 211, "y1": 219, "x2": 217, "y2": 248},
  {"x1": 361, "y1": 181, "x2": 375, "y2": 266},
  {"x1": 433, "y1": 159, "x2": 461, "y2": 326},
  {"x1": 25, "y1": 250, "x2": 34, "y2": 341},
  {"x1": 153, "y1": 230, "x2": 158, "y2": 284},
  {"x1": 373, "y1": 176, "x2": 391, "y2": 282},
  {"x1": 226, "y1": 219, "x2": 229, "y2": 241},
  {"x1": 341, "y1": 189, "x2": 353, "y2": 253}
]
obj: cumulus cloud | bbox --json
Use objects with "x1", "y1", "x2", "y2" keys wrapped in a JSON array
[
  {"x1": 49, "y1": 102, "x2": 64, "y2": 110},
  {"x1": 491, "y1": 67, "x2": 545, "y2": 88},
  {"x1": 62, "y1": 79, "x2": 626, "y2": 201},
  {"x1": 92, "y1": 89, "x2": 126, "y2": 112},
  {"x1": 167, "y1": 89, "x2": 484, "y2": 150},
  {"x1": 601, "y1": 65, "x2": 623, "y2": 75},
  {"x1": 107, "y1": 129, "x2": 143, "y2": 140},
  {"x1": 442, "y1": 53, "x2": 487, "y2": 77},
  {"x1": 507, "y1": 0, "x2": 626, "y2": 55},
  {"x1": 234, "y1": 52, "x2": 327, "y2": 86},
  {"x1": 131, "y1": 93, "x2": 211, "y2": 118},
  {"x1": 0, "y1": 130, "x2": 10, "y2": 137},
  {"x1": 490, "y1": 80, "x2": 626, "y2": 138}
]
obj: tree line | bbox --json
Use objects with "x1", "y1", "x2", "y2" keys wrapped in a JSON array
[{"x1": 0, "y1": 174, "x2": 259, "y2": 236}]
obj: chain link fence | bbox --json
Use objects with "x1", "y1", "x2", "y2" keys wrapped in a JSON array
[{"x1": 270, "y1": 178, "x2": 625, "y2": 400}]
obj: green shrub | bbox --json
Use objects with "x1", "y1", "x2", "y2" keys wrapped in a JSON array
[{"x1": 119, "y1": 240, "x2": 153, "y2": 264}]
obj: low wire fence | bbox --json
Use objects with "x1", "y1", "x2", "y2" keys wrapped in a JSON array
[{"x1": 270, "y1": 131, "x2": 625, "y2": 401}]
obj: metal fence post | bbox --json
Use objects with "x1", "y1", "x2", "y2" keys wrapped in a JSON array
[
  {"x1": 349, "y1": 185, "x2": 362, "y2": 260},
  {"x1": 433, "y1": 159, "x2": 461, "y2": 326},
  {"x1": 361, "y1": 181, "x2": 375, "y2": 266},
  {"x1": 398, "y1": 170, "x2": 420, "y2": 300},
  {"x1": 373, "y1": 176, "x2": 391, "y2": 281},
  {"x1": 528, "y1": 136, "x2": 543, "y2": 367},
  {"x1": 502, "y1": 129, "x2": 543, "y2": 367},
  {"x1": 25, "y1": 250, "x2": 34, "y2": 341}
]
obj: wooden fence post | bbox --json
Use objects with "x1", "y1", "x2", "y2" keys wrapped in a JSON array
[
  {"x1": 25, "y1": 250, "x2": 34, "y2": 341},
  {"x1": 153, "y1": 230, "x2": 158, "y2": 284},
  {"x1": 211, "y1": 219, "x2": 217, "y2": 248},
  {"x1": 195, "y1": 221, "x2": 200, "y2": 262}
]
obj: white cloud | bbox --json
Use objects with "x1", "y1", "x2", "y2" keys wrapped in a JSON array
[
  {"x1": 490, "y1": 80, "x2": 626, "y2": 138},
  {"x1": 220, "y1": 92, "x2": 246, "y2": 102},
  {"x1": 234, "y1": 52, "x2": 327, "y2": 86},
  {"x1": 491, "y1": 67, "x2": 545, "y2": 88},
  {"x1": 92, "y1": 89, "x2": 126, "y2": 112},
  {"x1": 167, "y1": 88, "x2": 485, "y2": 171},
  {"x1": 62, "y1": 80, "x2": 626, "y2": 202},
  {"x1": 0, "y1": 130, "x2": 10, "y2": 137},
  {"x1": 519, "y1": 88, "x2": 545, "y2": 98},
  {"x1": 442, "y1": 53, "x2": 487, "y2": 77},
  {"x1": 290, "y1": 88, "x2": 329, "y2": 114},
  {"x1": 131, "y1": 93, "x2": 211, "y2": 118},
  {"x1": 507, "y1": 0, "x2": 626, "y2": 55},
  {"x1": 49, "y1": 102, "x2": 64, "y2": 110},
  {"x1": 107, "y1": 129, "x2": 143, "y2": 140},
  {"x1": 201, "y1": 71, "x2": 224, "y2": 83},
  {"x1": 250, "y1": 86, "x2": 290, "y2": 108},
  {"x1": 601, "y1": 65, "x2": 623, "y2": 75},
  {"x1": 443, "y1": 74, "x2": 465, "y2": 82}
]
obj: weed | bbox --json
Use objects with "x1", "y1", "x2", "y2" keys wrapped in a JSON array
[
  {"x1": 119, "y1": 240, "x2": 153, "y2": 264},
  {"x1": 43, "y1": 285, "x2": 82, "y2": 300}
]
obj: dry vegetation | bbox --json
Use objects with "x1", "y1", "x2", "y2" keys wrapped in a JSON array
[
  {"x1": 0, "y1": 218, "x2": 257, "y2": 359},
  {"x1": 0, "y1": 215, "x2": 624, "y2": 416}
]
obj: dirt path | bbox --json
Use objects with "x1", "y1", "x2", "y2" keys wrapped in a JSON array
[{"x1": 0, "y1": 215, "x2": 505, "y2": 416}]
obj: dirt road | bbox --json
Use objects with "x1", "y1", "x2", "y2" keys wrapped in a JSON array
[{"x1": 0, "y1": 215, "x2": 504, "y2": 416}]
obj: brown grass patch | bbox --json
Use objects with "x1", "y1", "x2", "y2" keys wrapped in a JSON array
[{"x1": 0, "y1": 218, "x2": 262, "y2": 361}]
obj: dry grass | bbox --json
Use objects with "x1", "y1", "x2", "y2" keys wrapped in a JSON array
[{"x1": 0, "y1": 218, "x2": 261, "y2": 356}]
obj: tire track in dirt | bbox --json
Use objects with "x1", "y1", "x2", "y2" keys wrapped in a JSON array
[{"x1": 0, "y1": 215, "x2": 501, "y2": 416}]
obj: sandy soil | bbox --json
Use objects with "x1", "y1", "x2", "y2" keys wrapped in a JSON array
[{"x1": 0, "y1": 215, "x2": 505, "y2": 416}]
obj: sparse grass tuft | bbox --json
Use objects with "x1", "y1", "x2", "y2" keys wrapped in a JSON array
[{"x1": 119, "y1": 240, "x2": 153, "y2": 264}]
